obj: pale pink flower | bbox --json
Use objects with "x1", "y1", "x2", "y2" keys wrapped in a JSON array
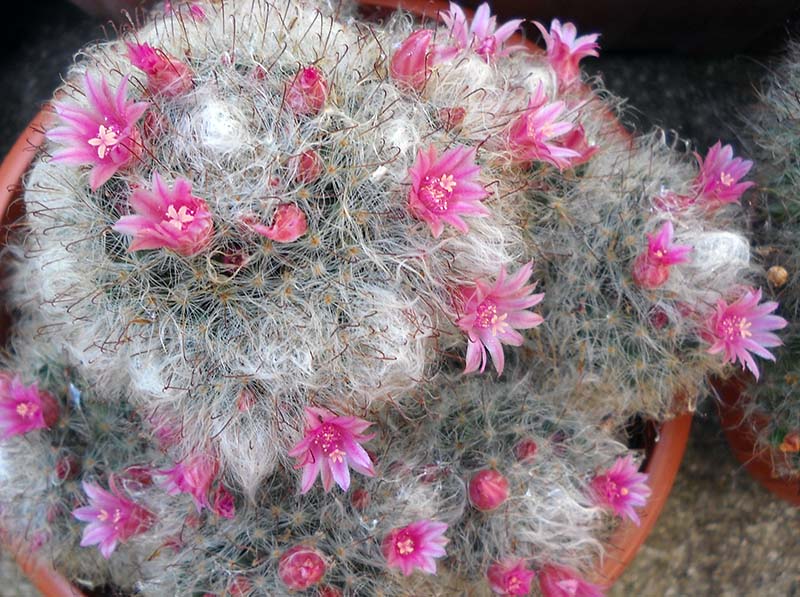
[
  {"x1": 211, "y1": 485, "x2": 236, "y2": 519},
  {"x1": 246, "y1": 204, "x2": 308, "y2": 243},
  {"x1": 390, "y1": 29, "x2": 459, "y2": 92},
  {"x1": 441, "y1": 2, "x2": 524, "y2": 62},
  {"x1": 126, "y1": 42, "x2": 193, "y2": 98},
  {"x1": 0, "y1": 374, "x2": 59, "y2": 439},
  {"x1": 47, "y1": 74, "x2": 148, "y2": 190},
  {"x1": 278, "y1": 545, "x2": 327, "y2": 590},
  {"x1": 539, "y1": 565, "x2": 605, "y2": 597},
  {"x1": 469, "y1": 469, "x2": 509, "y2": 511},
  {"x1": 631, "y1": 221, "x2": 692, "y2": 289},
  {"x1": 408, "y1": 145, "x2": 490, "y2": 237},
  {"x1": 533, "y1": 19, "x2": 600, "y2": 88},
  {"x1": 456, "y1": 262, "x2": 544, "y2": 375},
  {"x1": 705, "y1": 287, "x2": 787, "y2": 380},
  {"x1": 159, "y1": 452, "x2": 219, "y2": 512},
  {"x1": 382, "y1": 519, "x2": 449, "y2": 576},
  {"x1": 559, "y1": 124, "x2": 598, "y2": 166},
  {"x1": 507, "y1": 85, "x2": 581, "y2": 170},
  {"x1": 113, "y1": 172, "x2": 214, "y2": 256},
  {"x1": 73, "y1": 477, "x2": 154, "y2": 559},
  {"x1": 693, "y1": 141, "x2": 754, "y2": 205},
  {"x1": 288, "y1": 407, "x2": 375, "y2": 494},
  {"x1": 286, "y1": 66, "x2": 328, "y2": 115},
  {"x1": 591, "y1": 455, "x2": 651, "y2": 526},
  {"x1": 487, "y1": 559, "x2": 537, "y2": 596}
]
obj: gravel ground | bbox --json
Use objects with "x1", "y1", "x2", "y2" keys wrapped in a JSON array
[{"x1": 1, "y1": 2, "x2": 799, "y2": 596}]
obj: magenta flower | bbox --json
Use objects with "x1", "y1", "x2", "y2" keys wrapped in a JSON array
[
  {"x1": 456, "y1": 262, "x2": 544, "y2": 375},
  {"x1": 0, "y1": 374, "x2": 59, "y2": 439},
  {"x1": 390, "y1": 29, "x2": 458, "y2": 92},
  {"x1": 507, "y1": 85, "x2": 581, "y2": 170},
  {"x1": 705, "y1": 287, "x2": 787, "y2": 380},
  {"x1": 126, "y1": 42, "x2": 193, "y2": 98},
  {"x1": 47, "y1": 74, "x2": 148, "y2": 190},
  {"x1": 278, "y1": 545, "x2": 327, "y2": 590},
  {"x1": 486, "y1": 559, "x2": 537, "y2": 596},
  {"x1": 591, "y1": 455, "x2": 651, "y2": 526},
  {"x1": 73, "y1": 477, "x2": 154, "y2": 559},
  {"x1": 533, "y1": 19, "x2": 600, "y2": 88},
  {"x1": 286, "y1": 66, "x2": 328, "y2": 116},
  {"x1": 246, "y1": 204, "x2": 308, "y2": 243},
  {"x1": 559, "y1": 124, "x2": 598, "y2": 166},
  {"x1": 539, "y1": 565, "x2": 604, "y2": 597},
  {"x1": 113, "y1": 172, "x2": 214, "y2": 256},
  {"x1": 288, "y1": 407, "x2": 375, "y2": 494},
  {"x1": 408, "y1": 145, "x2": 490, "y2": 237},
  {"x1": 631, "y1": 221, "x2": 692, "y2": 289},
  {"x1": 441, "y1": 2, "x2": 524, "y2": 62},
  {"x1": 468, "y1": 469, "x2": 509, "y2": 511},
  {"x1": 381, "y1": 519, "x2": 449, "y2": 576},
  {"x1": 693, "y1": 141, "x2": 754, "y2": 205},
  {"x1": 159, "y1": 452, "x2": 219, "y2": 512}
]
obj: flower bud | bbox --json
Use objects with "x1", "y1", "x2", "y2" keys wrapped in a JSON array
[
  {"x1": 286, "y1": 66, "x2": 328, "y2": 115},
  {"x1": 469, "y1": 469, "x2": 509, "y2": 511},
  {"x1": 768, "y1": 265, "x2": 789, "y2": 288},
  {"x1": 295, "y1": 150, "x2": 323, "y2": 185},
  {"x1": 278, "y1": 545, "x2": 327, "y2": 590},
  {"x1": 390, "y1": 30, "x2": 434, "y2": 92},
  {"x1": 513, "y1": 439, "x2": 538, "y2": 463}
]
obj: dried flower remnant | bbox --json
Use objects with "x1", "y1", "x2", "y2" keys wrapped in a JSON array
[
  {"x1": 0, "y1": 374, "x2": 59, "y2": 439},
  {"x1": 278, "y1": 545, "x2": 327, "y2": 590},
  {"x1": 246, "y1": 204, "x2": 308, "y2": 243},
  {"x1": 382, "y1": 519, "x2": 449, "y2": 576},
  {"x1": 779, "y1": 431, "x2": 800, "y2": 453},
  {"x1": 590, "y1": 455, "x2": 651, "y2": 526},
  {"x1": 486, "y1": 559, "x2": 537, "y2": 596},
  {"x1": 631, "y1": 221, "x2": 692, "y2": 289},
  {"x1": 533, "y1": 19, "x2": 600, "y2": 88}
]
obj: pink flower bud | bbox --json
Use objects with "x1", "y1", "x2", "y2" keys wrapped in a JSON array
[
  {"x1": 278, "y1": 545, "x2": 327, "y2": 590},
  {"x1": 126, "y1": 43, "x2": 193, "y2": 98},
  {"x1": 318, "y1": 586, "x2": 343, "y2": 597},
  {"x1": 123, "y1": 464, "x2": 154, "y2": 487},
  {"x1": 286, "y1": 66, "x2": 328, "y2": 116},
  {"x1": 247, "y1": 204, "x2": 308, "y2": 243},
  {"x1": 513, "y1": 439, "x2": 538, "y2": 463},
  {"x1": 469, "y1": 469, "x2": 509, "y2": 511},
  {"x1": 390, "y1": 30, "x2": 434, "y2": 92},
  {"x1": 295, "y1": 150, "x2": 323, "y2": 185},
  {"x1": 55, "y1": 454, "x2": 81, "y2": 481},
  {"x1": 236, "y1": 388, "x2": 257, "y2": 412},
  {"x1": 350, "y1": 488, "x2": 370, "y2": 512},
  {"x1": 228, "y1": 575, "x2": 252, "y2": 596},
  {"x1": 439, "y1": 106, "x2": 466, "y2": 130},
  {"x1": 211, "y1": 485, "x2": 236, "y2": 519}
]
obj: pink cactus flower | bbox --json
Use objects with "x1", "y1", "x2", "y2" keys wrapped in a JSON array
[
  {"x1": 441, "y1": 2, "x2": 524, "y2": 62},
  {"x1": 286, "y1": 66, "x2": 328, "y2": 116},
  {"x1": 0, "y1": 374, "x2": 59, "y2": 439},
  {"x1": 113, "y1": 172, "x2": 213, "y2": 256},
  {"x1": 487, "y1": 559, "x2": 537, "y2": 596},
  {"x1": 631, "y1": 221, "x2": 692, "y2": 289},
  {"x1": 408, "y1": 144, "x2": 490, "y2": 237},
  {"x1": 705, "y1": 287, "x2": 787, "y2": 380},
  {"x1": 159, "y1": 452, "x2": 219, "y2": 512},
  {"x1": 126, "y1": 42, "x2": 193, "y2": 98},
  {"x1": 288, "y1": 407, "x2": 375, "y2": 494},
  {"x1": 72, "y1": 477, "x2": 154, "y2": 559},
  {"x1": 469, "y1": 469, "x2": 509, "y2": 511},
  {"x1": 591, "y1": 455, "x2": 651, "y2": 526},
  {"x1": 693, "y1": 141, "x2": 754, "y2": 205},
  {"x1": 533, "y1": 19, "x2": 600, "y2": 88},
  {"x1": 390, "y1": 29, "x2": 459, "y2": 92},
  {"x1": 211, "y1": 484, "x2": 236, "y2": 519},
  {"x1": 246, "y1": 204, "x2": 308, "y2": 243},
  {"x1": 539, "y1": 565, "x2": 605, "y2": 597},
  {"x1": 295, "y1": 150, "x2": 323, "y2": 185},
  {"x1": 278, "y1": 545, "x2": 327, "y2": 590},
  {"x1": 507, "y1": 85, "x2": 581, "y2": 170},
  {"x1": 456, "y1": 262, "x2": 544, "y2": 375},
  {"x1": 382, "y1": 519, "x2": 449, "y2": 576},
  {"x1": 47, "y1": 74, "x2": 148, "y2": 190},
  {"x1": 559, "y1": 124, "x2": 598, "y2": 166}
]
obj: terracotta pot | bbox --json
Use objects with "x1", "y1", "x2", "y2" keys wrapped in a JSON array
[{"x1": 716, "y1": 377, "x2": 800, "y2": 507}]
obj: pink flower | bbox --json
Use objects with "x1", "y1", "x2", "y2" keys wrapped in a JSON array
[
  {"x1": 533, "y1": 19, "x2": 600, "y2": 88},
  {"x1": 441, "y1": 3, "x2": 524, "y2": 62},
  {"x1": 0, "y1": 375, "x2": 59, "y2": 439},
  {"x1": 507, "y1": 85, "x2": 581, "y2": 170},
  {"x1": 286, "y1": 66, "x2": 328, "y2": 116},
  {"x1": 159, "y1": 452, "x2": 219, "y2": 512},
  {"x1": 539, "y1": 565, "x2": 604, "y2": 597},
  {"x1": 468, "y1": 469, "x2": 509, "y2": 511},
  {"x1": 631, "y1": 221, "x2": 692, "y2": 289},
  {"x1": 456, "y1": 262, "x2": 544, "y2": 375},
  {"x1": 278, "y1": 545, "x2": 327, "y2": 590},
  {"x1": 113, "y1": 172, "x2": 214, "y2": 256},
  {"x1": 126, "y1": 42, "x2": 193, "y2": 98},
  {"x1": 381, "y1": 519, "x2": 449, "y2": 576},
  {"x1": 693, "y1": 141, "x2": 754, "y2": 205},
  {"x1": 211, "y1": 485, "x2": 236, "y2": 519},
  {"x1": 246, "y1": 204, "x2": 308, "y2": 243},
  {"x1": 390, "y1": 29, "x2": 458, "y2": 92},
  {"x1": 288, "y1": 407, "x2": 375, "y2": 494},
  {"x1": 559, "y1": 124, "x2": 598, "y2": 166},
  {"x1": 487, "y1": 559, "x2": 537, "y2": 596},
  {"x1": 47, "y1": 74, "x2": 148, "y2": 190},
  {"x1": 408, "y1": 145, "x2": 490, "y2": 237},
  {"x1": 73, "y1": 477, "x2": 154, "y2": 559},
  {"x1": 591, "y1": 455, "x2": 651, "y2": 526},
  {"x1": 705, "y1": 287, "x2": 787, "y2": 380}
]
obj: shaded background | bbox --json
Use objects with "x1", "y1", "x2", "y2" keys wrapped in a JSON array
[{"x1": 1, "y1": 1, "x2": 799, "y2": 595}]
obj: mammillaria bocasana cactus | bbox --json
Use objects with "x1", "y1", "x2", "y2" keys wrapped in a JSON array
[{"x1": 0, "y1": 0, "x2": 787, "y2": 594}]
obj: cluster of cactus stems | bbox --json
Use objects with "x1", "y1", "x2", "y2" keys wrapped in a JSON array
[
  {"x1": 740, "y1": 41, "x2": 800, "y2": 479},
  {"x1": 0, "y1": 0, "x2": 788, "y2": 594}
]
